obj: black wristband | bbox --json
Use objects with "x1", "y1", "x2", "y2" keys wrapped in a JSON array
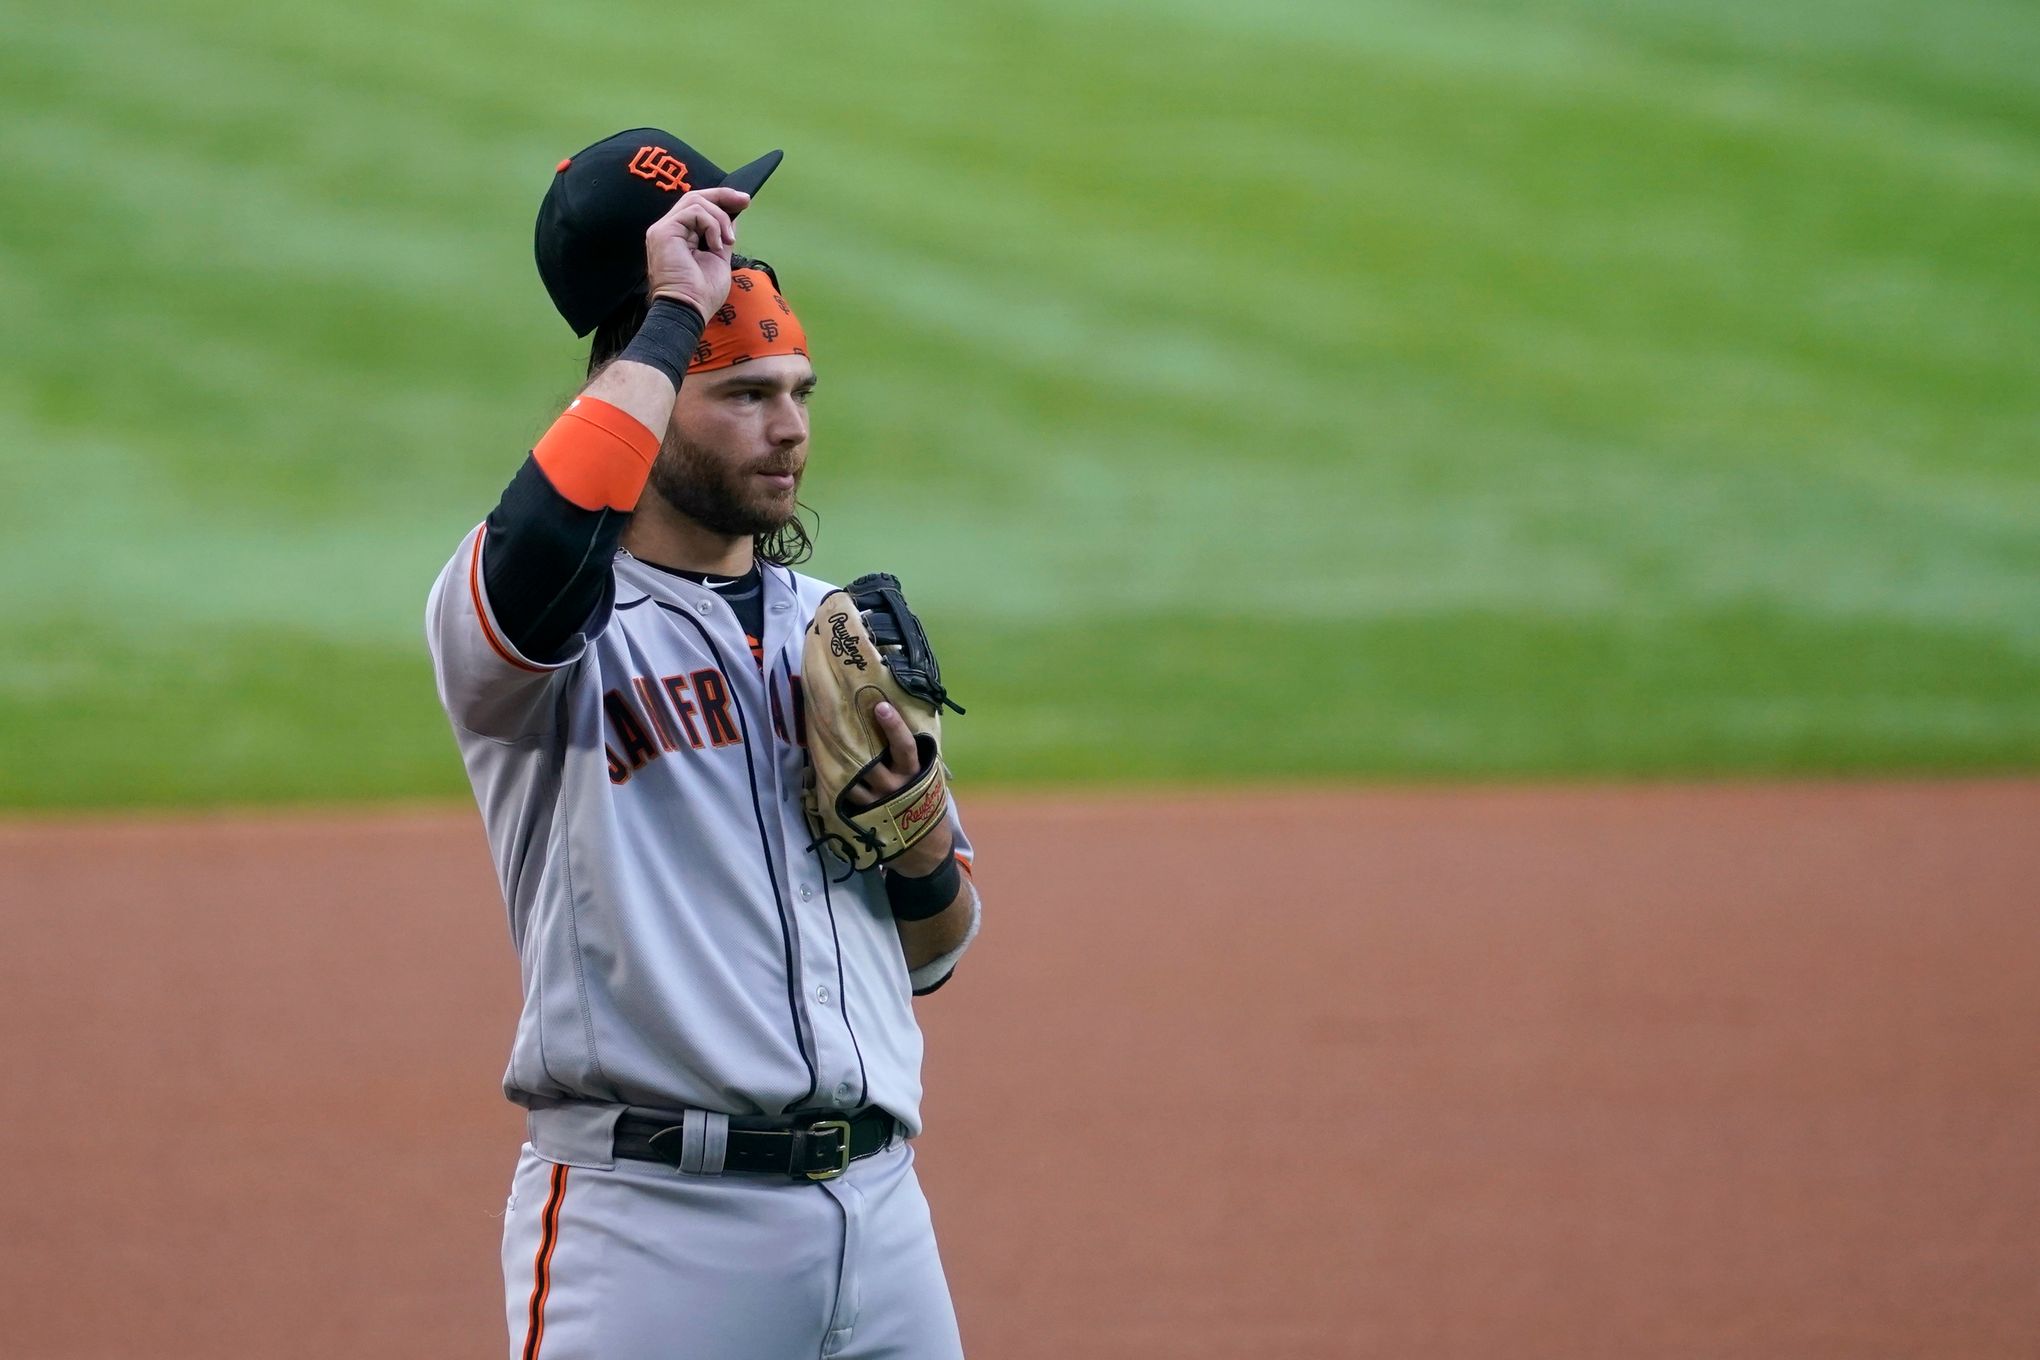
[
  {"x1": 883, "y1": 853, "x2": 963, "y2": 922},
  {"x1": 617, "y1": 297, "x2": 706, "y2": 386}
]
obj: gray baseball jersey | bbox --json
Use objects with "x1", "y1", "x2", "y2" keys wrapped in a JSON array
[{"x1": 426, "y1": 523, "x2": 980, "y2": 1138}]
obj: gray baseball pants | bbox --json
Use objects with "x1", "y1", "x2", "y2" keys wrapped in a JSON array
[{"x1": 501, "y1": 1137, "x2": 965, "y2": 1358}]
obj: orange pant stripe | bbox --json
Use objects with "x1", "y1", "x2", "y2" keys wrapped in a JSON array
[{"x1": 521, "y1": 1162, "x2": 569, "y2": 1360}]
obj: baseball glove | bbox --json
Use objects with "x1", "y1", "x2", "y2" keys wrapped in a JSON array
[{"x1": 801, "y1": 573, "x2": 964, "y2": 874}]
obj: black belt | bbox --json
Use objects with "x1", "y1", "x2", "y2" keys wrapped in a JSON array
[{"x1": 613, "y1": 1109, "x2": 899, "y2": 1181}]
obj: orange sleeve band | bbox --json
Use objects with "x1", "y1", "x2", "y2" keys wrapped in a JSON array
[{"x1": 531, "y1": 396, "x2": 662, "y2": 512}]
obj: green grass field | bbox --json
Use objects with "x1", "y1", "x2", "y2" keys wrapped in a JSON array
[{"x1": 2, "y1": 0, "x2": 2036, "y2": 808}]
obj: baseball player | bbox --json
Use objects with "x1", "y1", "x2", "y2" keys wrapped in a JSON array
[{"x1": 425, "y1": 127, "x2": 981, "y2": 1358}]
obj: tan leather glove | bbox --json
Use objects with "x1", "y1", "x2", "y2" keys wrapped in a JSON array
[{"x1": 801, "y1": 573, "x2": 964, "y2": 874}]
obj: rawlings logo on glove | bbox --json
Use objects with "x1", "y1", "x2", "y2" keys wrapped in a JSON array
[
  {"x1": 827, "y1": 613, "x2": 869, "y2": 670},
  {"x1": 801, "y1": 573, "x2": 964, "y2": 874}
]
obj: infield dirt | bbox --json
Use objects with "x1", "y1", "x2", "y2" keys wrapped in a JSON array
[{"x1": 3, "y1": 782, "x2": 2036, "y2": 1357}]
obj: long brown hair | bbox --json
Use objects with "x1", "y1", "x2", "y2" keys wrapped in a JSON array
[{"x1": 587, "y1": 255, "x2": 816, "y2": 567}]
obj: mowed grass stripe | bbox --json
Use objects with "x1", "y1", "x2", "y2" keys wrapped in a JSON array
[
  {"x1": 7, "y1": 607, "x2": 2037, "y2": 809},
  {"x1": 757, "y1": 5, "x2": 2037, "y2": 468}
]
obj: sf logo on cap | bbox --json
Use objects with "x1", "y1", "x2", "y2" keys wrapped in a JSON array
[{"x1": 627, "y1": 146, "x2": 691, "y2": 193}]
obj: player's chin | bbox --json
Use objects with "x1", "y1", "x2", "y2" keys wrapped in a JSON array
[{"x1": 749, "y1": 473, "x2": 801, "y2": 516}]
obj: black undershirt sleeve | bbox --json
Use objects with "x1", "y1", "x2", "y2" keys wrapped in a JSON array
[
  {"x1": 480, "y1": 456, "x2": 627, "y2": 664},
  {"x1": 480, "y1": 302, "x2": 704, "y2": 665}
]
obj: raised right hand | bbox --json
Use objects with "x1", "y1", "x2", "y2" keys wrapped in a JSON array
[{"x1": 644, "y1": 186, "x2": 750, "y2": 322}]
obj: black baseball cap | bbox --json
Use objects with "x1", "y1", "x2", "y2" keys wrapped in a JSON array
[{"x1": 535, "y1": 127, "x2": 783, "y2": 336}]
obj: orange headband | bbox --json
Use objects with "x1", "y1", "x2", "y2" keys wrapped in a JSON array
[{"x1": 689, "y1": 269, "x2": 809, "y2": 373}]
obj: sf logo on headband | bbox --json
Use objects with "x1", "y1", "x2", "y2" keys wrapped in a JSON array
[{"x1": 627, "y1": 146, "x2": 691, "y2": 193}]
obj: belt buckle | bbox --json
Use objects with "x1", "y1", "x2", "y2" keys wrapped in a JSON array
[{"x1": 803, "y1": 1119, "x2": 853, "y2": 1180}]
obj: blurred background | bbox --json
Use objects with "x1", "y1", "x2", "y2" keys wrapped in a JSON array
[
  {"x1": 3, "y1": 0, "x2": 2035, "y2": 807},
  {"x1": 2, "y1": 1, "x2": 2037, "y2": 1357}
]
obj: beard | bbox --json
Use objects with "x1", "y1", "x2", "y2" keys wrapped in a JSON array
[{"x1": 645, "y1": 430, "x2": 801, "y2": 537}]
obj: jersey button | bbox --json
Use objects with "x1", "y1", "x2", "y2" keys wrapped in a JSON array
[
  {"x1": 695, "y1": 599, "x2": 712, "y2": 615},
  {"x1": 816, "y1": 985, "x2": 831, "y2": 1005},
  {"x1": 834, "y1": 1082, "x2": 851, "y2": 1101},
  {"x1": 799, "y1": 884, "x2": 814, "y2": 901}
]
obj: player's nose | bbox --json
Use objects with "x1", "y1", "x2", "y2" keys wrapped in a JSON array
[{"x1": 764, "y1": 396, "x2": 808, "y2": 448}]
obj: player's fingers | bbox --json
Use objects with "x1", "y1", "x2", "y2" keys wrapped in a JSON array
[
  {"x1": 650, "y1": 188, "x2": 707, "y2": 229},
  {"x1": 652, "y1": 198, "x2": 734, "y2": 251},
  {"x1": 689, "y1": 199, "x2": 735, "y2": 248},
  {"x1": 693, "y1": 186, "x2": 752, "y2": 218},
  {"x1": 670, "y1": 203, "x2": 723, "y2": 248},
  {"x1": 873, "y1": 702, "x2": 919, "y2": 774},
  {"x1": 653, "y1": 206, "x2": 699, "y2": 249}
]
